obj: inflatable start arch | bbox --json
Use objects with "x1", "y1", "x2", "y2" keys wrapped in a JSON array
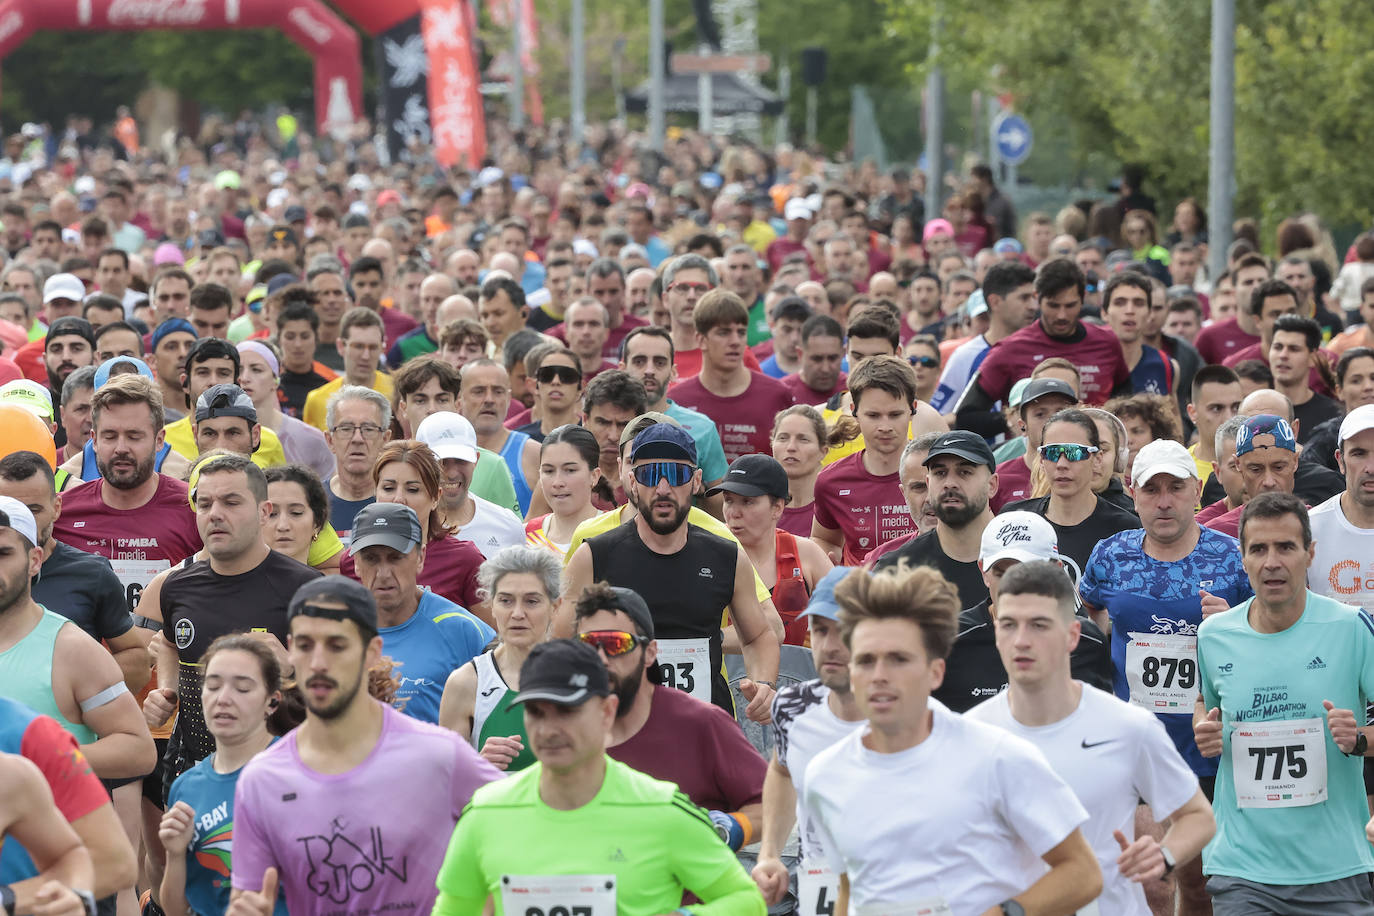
[{"x1": 0, "y1": 0, "x2": 364, "y2": 135}]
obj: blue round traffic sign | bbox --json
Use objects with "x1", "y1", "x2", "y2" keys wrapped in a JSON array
[{"x1": 993, "y1": 112, "x2": 1033, "y2": 166}]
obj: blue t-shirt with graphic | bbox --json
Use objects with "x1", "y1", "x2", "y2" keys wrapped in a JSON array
[
  {"x1": 380, "y1": 589, "x2": 495, "y2": 724},
  {"x1": 167, "y1": 746, "x2": 288, "y2": 916},
  {"x1": 1081, "y1": 527, "x2": 1252, "y2": 775}
]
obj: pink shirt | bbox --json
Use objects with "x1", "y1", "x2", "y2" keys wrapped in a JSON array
[
  {"x1": 668, "y1": 372, "x2": 795, "y2": 462},
  {"x1": 232, "y1": 703, "x2": 502, "y2": 916},
  {"x1": 812, "y1": 451, "x2": 914, "y2": 565},
  {"x1": 778, "y1": 502, "x2": 816, "y2": 537}
]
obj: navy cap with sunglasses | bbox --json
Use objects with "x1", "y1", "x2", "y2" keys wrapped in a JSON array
[{"x1": 630, "y1": 422, "x2": 698, "y2": 465}]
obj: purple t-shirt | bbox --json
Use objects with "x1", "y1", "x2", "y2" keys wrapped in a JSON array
[
  {"x1": 668, "y1": 371, "x2": 795, "y2": 462},
  {"x1": 231, "y1": 703, "x2": 501, "y2": 916}
]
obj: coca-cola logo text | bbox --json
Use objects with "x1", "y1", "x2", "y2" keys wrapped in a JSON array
[{"x1": 106, "y1": 0, "x2": 207, "y2": 26}]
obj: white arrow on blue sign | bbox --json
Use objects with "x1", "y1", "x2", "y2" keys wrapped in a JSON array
[{"x1": 993, "y1": 112, "x2": 1033, "y2": 166}]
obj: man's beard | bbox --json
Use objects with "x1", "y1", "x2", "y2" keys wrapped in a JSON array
[
  {"x1": 632, "y1": 489, "x2": 690, "y2": 535},
  {"x1": 304, "y1": 665, "x2": 365, "y2": 720},
  {"x1": 935, "y1": 491, "x2": 988, "y2": 528},
  {"x1": 96, "y1": 450, "x2": 155, "y2": 490},
  {"x1": 610, "y1": 666, "x2": 645, "y2": 719},
  {"x1": 0, "y1": 569, "x2": 29, "y2": 617}
]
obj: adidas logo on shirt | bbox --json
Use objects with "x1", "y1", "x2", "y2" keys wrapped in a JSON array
[{"x1": 1307, "y1": 656, "x2": 1327, "y2": 670}]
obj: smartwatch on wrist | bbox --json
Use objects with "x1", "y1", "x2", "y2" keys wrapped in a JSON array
[
  {"x1": 1348, "y1": 732, "x2": 1369, "y2": 757},
  {"x1": 1000, "y1": 901, "x2": 1025, "y2": 916},
  {"x1": 1161, "y1": 844, "x2": 1177, "y2": 877},
  {"x1": 69, "y1": 888, "x2": 97, "y2": 916}
]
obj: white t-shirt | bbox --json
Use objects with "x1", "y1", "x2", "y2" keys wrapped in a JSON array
[
  {"x1": 966, "y1": 683, "x2": 1199, "y2": 916},
  {"x1": 1308, "y1": 493, "x2": 1374, "y2": 612},
  {"x1": 456, "y1": 494, "x2": 525, "y2": 559},
  {"x1": 803, "y1": 698, "x2": 1088, "y2": 915},
  {"x1": 771, "y1": 680, "x2": 865, "y2": 857}
]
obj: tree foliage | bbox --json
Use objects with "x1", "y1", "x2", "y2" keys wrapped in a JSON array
[{"x1": 881, "y1": 0, "x2": 1374, "y2": 232}]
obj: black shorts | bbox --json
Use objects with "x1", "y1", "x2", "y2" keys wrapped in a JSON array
[
  {"x1": 1199, "y1": 774, "x2": 1216, "y2": 803},
  {"x1": 141, "y1": 737, "x2": 169, "y2": 807}
]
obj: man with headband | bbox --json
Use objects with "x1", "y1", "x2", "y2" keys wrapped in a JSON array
[{"x1": 229, "y1": 577, "x2": 501, "y2": 916}]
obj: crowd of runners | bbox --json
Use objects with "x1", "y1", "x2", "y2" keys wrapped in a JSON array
[{"x1": 0, "y1": 114, "x2": 1372, "y2": 916}]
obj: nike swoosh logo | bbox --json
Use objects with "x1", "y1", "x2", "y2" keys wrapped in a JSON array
[{"x1": 1081, "y1": 739, "x2": 1113, "y2": 749}]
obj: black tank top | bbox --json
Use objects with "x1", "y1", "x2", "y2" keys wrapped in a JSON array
[{"x1": 587, "y1": 521, "x2": 738, "y2": 714}]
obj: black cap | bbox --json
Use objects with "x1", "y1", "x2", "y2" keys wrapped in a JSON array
[
  {"x1": 46, "y1": 316, "x2": 96, "y2": 347},
  {"x1": 268, "y1": 226, "x2": 300, "y2": 246},
  {"x1": 924, "y1": 430, "x2": 997, "y2": 471},
  {"x1": 288, "y1": 577, "x2": 378, "y2": 635},
  {"x1": 342, "y1": 212, "x2": 371, "y2": 230},
  {"x1": 706, "y1": 454, "x2": 790, "y2": 501},
  {"x1": 349, "y1": 503, "x2": 424, "y2": 555},
  {"x1": 585, "y1": 585, "x2": 656, "y2": 639},
  {"x1": 197, "y1": 228, "x2": 226, "y2": 249},
  {"x1": 507, "y1": 639, "x2": 612, "y2": 709},
  {"x1": 1018, "y1": 378, "x2": 1078, "y2": 413},
  {"x1": 284, "y1": 205, "x2": 308, "y2": 223}
]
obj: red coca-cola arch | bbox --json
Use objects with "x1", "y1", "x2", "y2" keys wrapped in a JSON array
[{"x1": 0, "y1": 0, "x2": 364, "y2": 135}]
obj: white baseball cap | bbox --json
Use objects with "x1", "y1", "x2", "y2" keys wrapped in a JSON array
[
  {"x1": 1132, "y1": 439, "x2": 1198, "y2": 486},
  {"x1": 980, "y1": 511, "x2": 1062, "y2": 568},
  {"x1": 43, "y1": 273, "x2": 85, "y2": 304},
  {"x1": 1339, "y1": 403, "x2": 1374, "y2": 445},
  {"x1": 783, "y1": 198, "x2": 812, "y2": 222},
  {"x1": 415, "y1": 411, "x2": 478, "y2": 463},
  {"x1": 572, "y1": 239, "x2": 599, "y2": 259},
  {"x1": 0, "y1": 495, "x2": 38, "y2": 548}
]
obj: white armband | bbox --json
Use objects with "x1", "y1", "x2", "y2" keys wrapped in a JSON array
[{"x1": 79, "y1": 681, "x2": 129, "y2": 713}]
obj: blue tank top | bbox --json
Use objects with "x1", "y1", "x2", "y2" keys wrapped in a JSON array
[
  {"x1": 1129, "y1": 344, "x2": 1172, "y2": 396},
  {"x1": 0, "y1": 697, "x2": 41, "y2": 881},
  {"x1": 81, "y1": 437, "x2": 173, "y2": 482},
  {"x1": 499, "y1": 429, "x2": 534, "y2": 515}
]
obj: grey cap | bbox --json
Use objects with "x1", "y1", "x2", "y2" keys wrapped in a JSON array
[
  {"x1": 194, "y1": 383, "x2": 257, "y2": 423},
  {"x1": 349, "y1": 502, "x2": 424, "y2": 554}
]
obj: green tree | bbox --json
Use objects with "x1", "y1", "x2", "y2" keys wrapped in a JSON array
[{"x1": 2, "y1": 32, "x2": 148, "y2": 127}]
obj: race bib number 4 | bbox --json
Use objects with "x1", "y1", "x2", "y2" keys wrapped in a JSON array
[
  {"x1": 500, "y1": 874, "x2": 615, "y2": 916},
  {"x1": 654, "y1": 637, "x2": 711, "y2": 701},
  {"x1": 798, "y1": 860, "x2": 839, "y2": 916},
  {"x1": 1231, "y1": 716, "x2": 1328, "y2": 809},
  {"x1": 1125, "y1": 632, "x2": 1197, "y2": 712},
  {"x1": 110, "y1": 557, "x2": 170, "y2": 615}
]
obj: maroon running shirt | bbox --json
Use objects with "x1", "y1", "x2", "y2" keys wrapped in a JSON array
[
  {"x1": 992, "y1": 456, "x2": 1032, "y2": 513},
  {"x1": 1222, "y1": 342, "x2": 1337, "y2": 396},
  {"x1": 812, "y1": 450, "x2": 915, "y2": 565},
  {"x1": 780, "y1": 371, "x2": 848, "y2": 404},
  {"x1": 52, "y1": 475, "x2": 202, "y2": 615},
  {"x1": 975, "y1": 321, "x2": 1129, "y2": 406},
  {"x1": 668, "y1": 372, "x2": 795, "y2": 462},
  {"x1": 1195, "y1": 317, "x2": 1259, "y2": 365},
  {"x1": 607, "y1": 685, "x2": 765, "y2": 812}
]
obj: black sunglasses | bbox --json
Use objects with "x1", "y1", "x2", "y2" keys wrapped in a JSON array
[{"x1": 536, "y1": 364, "x2": 582, "y2": 385}]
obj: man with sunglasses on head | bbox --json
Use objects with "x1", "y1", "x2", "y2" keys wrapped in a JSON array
[
  {"x1": 570, "y1": 584, "x2": 768, "y2": 857},
  {"x1": 561, "y1": 422, "x2": 782, "y2": 724},
  {"x1": 433, "y1": 637, "x2": 766, "y2": 916}
]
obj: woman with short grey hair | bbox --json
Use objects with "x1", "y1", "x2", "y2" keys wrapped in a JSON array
[{"x1": 437, "y1": 545, "x2": 562, "y2": 772}]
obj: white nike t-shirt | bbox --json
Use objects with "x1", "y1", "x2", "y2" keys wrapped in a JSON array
[
  {"x1": 1308, "y1": 494, "x2": 1374, "y2": 612},
  {"x1": 456, "y1": 494, "x2": 525, "y2": 559},
  {"x1": 967, "y1": 683, "x2": 1199, "y2": 916},
  {"x1": 803, "y1": 699, "x2": 1087, "y2": 914}
]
